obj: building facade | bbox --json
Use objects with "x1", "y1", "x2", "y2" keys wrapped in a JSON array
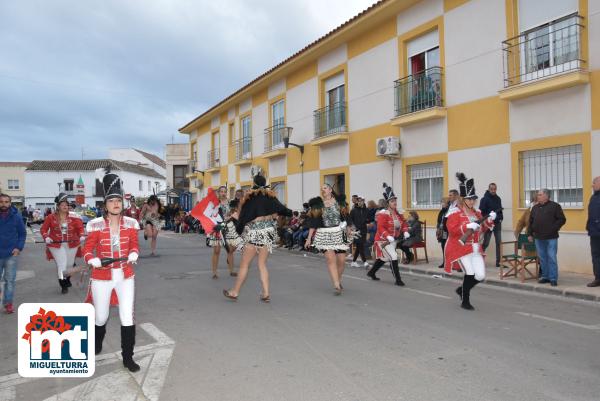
[
  {"x1": 109, "y1": 148, "x2": 167, "y2": 177},
  {"x1": 0, "y1": 162, "x2": 30, "y2": 206},
  {"x1": 179, "y1": 0, "x2": 600, "y2": 274},
  {"x1": 25, "y1": 160, "x2": 166, "y2": 208}
]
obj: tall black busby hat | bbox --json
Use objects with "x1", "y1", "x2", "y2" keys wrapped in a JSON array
[
  {"x1": 456, "y1": 172, "x2": 477, "y2": 199},
  {"x1": 102, "y1": 173, "x2": 124, "y2": 201},
  {"x1": 382, "y1": 183, "x2": 397, "y2": 201},
  {"x1": 252, "y1": 174, "x2": 268, "y2": 189},
  {"x1": 54, "y1": 192, "x2": 69, "y2": 204}
]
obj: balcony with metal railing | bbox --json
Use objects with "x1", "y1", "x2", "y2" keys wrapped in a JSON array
[
  {"x1": 391, "y1": 66, "x2": 446, "y2": 127},
  {"x1": 499, "y1": 14, "x2": 588, "y2": 100},
  {"x1": 206, "y1": 149, "x2": 220, "y2": 171},
  {"x1": 312, "y1": 102, "x2": 349, "y2": 145},
  {"x1": 263, "y1": 125, "x2": 289, "y2": 157},
  {"x1": 233, "y1": 137, "x2": 253, "y2": 164}
]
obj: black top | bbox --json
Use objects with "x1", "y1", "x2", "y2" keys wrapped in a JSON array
[
  {"x1": 587, "y1": 190, "x2": 600, "y2": 237},
  {"x1": 479, "y1": 190, "x2": 504, "y2": 221},
  {"x1": 236, "y1": 192, "x2": 292, "y2": 234},
  {"x1": 350, "y1": 205, "x2": 369, "y2": 233},
  {"x1": 528, "y1": 200, "x2": 566, "y2": 240}
]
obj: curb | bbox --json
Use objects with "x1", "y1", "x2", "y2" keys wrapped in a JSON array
[{"x1": 273, "y1": 247, "x2": 600, "y2": 303}]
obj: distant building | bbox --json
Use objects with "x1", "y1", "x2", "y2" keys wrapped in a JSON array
[
  {"x1": 109, "y1": 148, "x2": 166, "y2": 177},
  {"x1": 0, "y1": 162, "x2": 30, "y2": 206},
  {"x1": 25, "y1": 159, "x2": 166, "y2": 208},
  {"x1": 164, "y1": 144, "x2": 193, "y2": 209}
]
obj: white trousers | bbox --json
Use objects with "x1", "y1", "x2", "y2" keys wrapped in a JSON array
[
  {"x1": 91, "y1": 268, "x2": 135, "y2": 326},
  {"x1": 380, "y1": 240, "x2": 398, "y2": 262},
  {"x1": 459, "y1": 244, "x2": 486, "y2": 281},
  {"x1": 48, "y1": 244, "x2": 77, "y2": 280}
]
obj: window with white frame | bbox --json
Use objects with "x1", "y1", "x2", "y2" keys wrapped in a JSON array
[
  {"x1": 241, "y1": 115, "x2": 251, "y2": 155},
  {"x1": 409, "y1": 162, "x2": 443, "y2": 209},
  {"x1": 8, "y1": 179, "x2": 19, "y2": 190},
  {"x1": 519, "y1": 144, "x2": 582, "y2": 208},
  {"x1": 271, "y1": 181, "x2": 286, "y2": 204},
  {"x1": 139, "y1": 180, "x2": 143, "y2": 191}
]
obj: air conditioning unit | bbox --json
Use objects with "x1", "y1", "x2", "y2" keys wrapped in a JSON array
[{"x1": 376, "y1": 136, "x2": 400, "y2": 157}]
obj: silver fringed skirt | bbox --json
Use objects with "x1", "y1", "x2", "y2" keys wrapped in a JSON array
[
  {"x1": 312, "y1": 226, "x2": 349, "y2": 252},
  {"x1": 242, "y1": 219, "x2": 278, "y2": 253}
]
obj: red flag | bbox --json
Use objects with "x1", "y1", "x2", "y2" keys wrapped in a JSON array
[{"x1": 190, "y1": 188, "x2": 223, "y2": 234}]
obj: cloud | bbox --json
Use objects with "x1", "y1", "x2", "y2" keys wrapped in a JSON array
[{"x1": 0, "y1": 0, "x2": 378, "y2": 161}]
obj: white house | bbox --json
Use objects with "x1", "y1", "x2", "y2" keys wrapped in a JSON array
[
  {"x1": 24, "y1": 159, "x2": 166, "y2": 208},
  {"x1": 109, "y1": 148, "x2": 166, "y2": 177},
  {"x1": 0, "y1": 162, "x2": 30, "y2": 206}
]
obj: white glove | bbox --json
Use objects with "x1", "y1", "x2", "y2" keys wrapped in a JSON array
[
  {"x1": 44, "y1": 237, "x2": 52, "y2": 244},
  {"x1": 466, "y1": 222, "x2": 480, "y2": 231},
  {"x1": 386, "y1": 236, "x2": 395, "y2": 243},
  {"x1": 403, "y1": 232, "x2": 410, "y2": 240},
  {"x1": 339, "y1": 221, "x2": 347, "y2": 230},
  {"x1": 89, "y1": 257, "x2": 101, "y2": 268},
  {"x1": 488, "y1": 211, "x2": 497, "y2": 222},
  {"x1": 128, "y1": 252, "x2": 139, "y2": 264},
  {"x1": 79, "y1": 236, "x2": 86, "y2": 243}
]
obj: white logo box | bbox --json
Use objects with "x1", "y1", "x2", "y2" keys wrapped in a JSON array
[{"x1": 18, "y1": 303, "x2": 95, "y2": 378}]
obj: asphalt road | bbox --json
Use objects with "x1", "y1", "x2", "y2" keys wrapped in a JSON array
[{"x1": 1, "y1": 230, "x2": 599, "y2": 401}]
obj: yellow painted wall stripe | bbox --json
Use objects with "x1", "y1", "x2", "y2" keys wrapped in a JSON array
[
  {"x1": 286, "y1": 61, "x2": 318, "y2": 90},
  {"x1": 347, "y1": 16, "x2": 397, "y2": 59},
  {"x1": 443, "y1": 0, "x2": 470, "y2": 13},
  {"x1": 349, "y1": 123, "x2": 399, "y2": 165}
]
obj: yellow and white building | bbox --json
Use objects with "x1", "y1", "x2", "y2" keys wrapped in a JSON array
[{"x1": 179, "y1": 0, "x2": 600, "y2": 274}]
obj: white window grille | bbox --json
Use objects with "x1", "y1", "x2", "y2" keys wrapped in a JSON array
[
  {"x1": 8, "y1": 179, "x2": 19, "y2": 190},
  {"x1": 520, "y1": 144, "x2": 583, "y2": 208},
  {"x1": 409, "y1": 162, "x2": 443, "y2": 209}
]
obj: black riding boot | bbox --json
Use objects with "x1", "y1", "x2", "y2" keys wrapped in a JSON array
[
  {"x1": 95, "y1": 324, "x2": 107, "y2": 354},
  {"x1": 391, "y1": 260, "x2": 405, "y2": 286},
  {"x1": 65, "y1": 275, "x2": 72, "y2": 287},
  {"x1": 121, "y1": 325, "x2": 140, "y2": 372},
  {"x1": 461, "y1": 275, "x2": 478, "y2": 310},
  {"x1": 367, "y1": 259, "x2": 384, "y2": 281},
  {"x1": 58, "y1": 279, "x2": 68, "y2": 294}
]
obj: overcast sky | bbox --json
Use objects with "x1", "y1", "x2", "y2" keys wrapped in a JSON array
[{"x1": 0, "y1": 0, "x2": 378, "y2": 162}]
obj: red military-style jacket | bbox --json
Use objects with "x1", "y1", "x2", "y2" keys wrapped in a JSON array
[
  {"x1": 40, "y1": 212, "x2": 85, "y2": 260},
  {"x1": 82, "y1": 216, "x2": 140, "y2": 281},
  {"x1": 444, "y1": 206, "x2": 494, "y2": 273},
  {"x1": 373, "y1": 208, "x2": 408, "y2": 260}
]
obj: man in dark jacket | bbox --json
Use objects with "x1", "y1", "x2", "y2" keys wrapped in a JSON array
[
  {"x1": 0, "y1": 194, "x2": 26, "y2": 314},
  {"x1": 480, "y1": 183, "x2": 504, "y2": 267},
  {"x1": 350, "y1": 196, "x2": 370, "y2": 268},
  {"x1": 528, "y1": 189, "x2": 566, "y2": 286},
  {"x1": 586, "y1": 177, "x2": 600, "y2": 287}
]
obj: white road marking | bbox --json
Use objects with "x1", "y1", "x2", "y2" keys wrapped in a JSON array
[
  {"x1": 16, "y1": 271, "x2": 35, "y2": 282},
  {"x1": 516, "y1": 312, "x2": 600, "y2": 330},
  {"x1": 0, "y1": 323, "x2": 174, "y2": 401},
  {"x1": 343, "y1": 274, "x2": 452, "y2": 299}
]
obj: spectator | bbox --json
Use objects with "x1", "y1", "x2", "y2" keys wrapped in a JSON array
[
  {"x1": 365, "y1": 200, "x2": 378, "y2": 256},
  {"x1": 528, "y1": 189, "x2": 566, "y2": 286},
  {"x1": 480, "y1": 183, "x2": 504, "y2": 267},
  {"x1": 235, "y1": 190, "x2": 244, "y2": 201},
  {"x1": 284, "y1": 211, "x2": 300, "y2": 248},
  {"x1": 586, "y1": 176, "x2": 600, "y2": 287},
  {"x1": 276, "y1": 215, "x2": 290, "y2": 247},
  {"x1": 293, "y1": 212, "x2": 310, "y2": 250},
  {"x1": 399, "y1": 211, "x2": 422, "y2": 263},
  {"x1": 436, "y1": 197, "x2": 450, "y2": 268},
  {"x1": 0, "y1": 194, "x2": 26, "y2": 314},
  {"x1": 350, "y1": 196, "x2": 370, "y2": 268},
  {"x1": 351, "y1": 195, "x2": 358, "y2": 209},
  {"x1": 448, "y1": 189, "x2": 459, "y2": 207},
  {"x1": 515, "y1": 193, "x2": 537, "y2": 238},
  {"x1": 377, "y1": 198, "x2": 386, "y2": 210}
]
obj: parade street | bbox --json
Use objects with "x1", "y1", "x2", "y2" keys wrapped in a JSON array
[{"x1": 1, "y1": 231, "x2": 599, "y2": 401}]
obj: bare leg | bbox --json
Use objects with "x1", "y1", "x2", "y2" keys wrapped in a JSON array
[
  {"x1": 211, "y1": 245, "x2": 221, "y2": 277},
  {"x1": 336, "y1": 252, "x2": 347, "y2": 284},
  {"x1": 256, "y1": 247, "x2": 270, "y2": 297},
  {"x1": 325, "y1": 250, "x2": 340, "y2": 289},
  {"x1": 227, "y1": 251, "x2": 235, "y2": 274},
  {"x1": 229, "y1": 245, "x2": 257, "y2": 296},
  {"x1": 150, "y1": 227, "x2": 158, "y2": 254}
]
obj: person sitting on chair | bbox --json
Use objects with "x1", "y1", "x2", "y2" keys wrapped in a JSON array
[{"x1": 398, "y1": 211, "x2": 422, "y2": 264}]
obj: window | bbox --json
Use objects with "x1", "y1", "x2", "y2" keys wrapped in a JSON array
[
  {"x1": 407, "y1": 29, "x2": 439, "y2": 76},
  {"x1": 409, "y1": 162, "x2": 443, "y2": 209},
  {"x1": 139, "y1": 180, "x2": 143, "y2": 191},
  {"x1": 7, "y1": 179, "x2": 19, "y2": 190},
  {"x1": 324, "y1": 173, "x2": 345, "y2": 198},
  {"x1": 173, "y1": 165, "x2": 188, "y2": 189},
  {"x1": 148, "y1": 181, "x2": 151, "y2": 192},
  {"x1": 63, "y1": 179, "x2": 74, "y2": 191},
  {"x1": 228, "y1": 122, "x2": 235, "y2": 145},
  {"x1": 519, "y1": 144, "x2": 582, "y2": 208},
  {"x1": 271, "y1": 181, "x2": 286, "y2": 204},
  {"x1": 241, "y1": 115, "x2": 252, "y2": 156},
  {"x1": 319, "y1": 73, "x2": 346, "y2": 135},
  {"x1": 270, "y1": 100, "x2": 285, "y2": 148}
]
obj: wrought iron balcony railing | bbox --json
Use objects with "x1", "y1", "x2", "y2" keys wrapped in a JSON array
[
  {"x1": 394, "y1": 66, "x2": 443, "y2": 117},
  {"x1": 314, "y1": 102, "x2": 347, "y2": 139},
  {"x1": 187, "y1": 159, "x2": 197, "y2": 173},
  {"x1": 207, "y1": 149, "x2": 219, "y2": 169},
  {"x1": 502, "y1": 14, "x2": 583, "y2": 88},
  {"x1": 264, "y1": 125, "x2": 289, "y2": 153},
  {"x1": 234, "y1": 137, "x2": 252, "y2": 161}
]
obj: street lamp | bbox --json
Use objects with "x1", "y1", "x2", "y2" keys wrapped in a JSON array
[{"x1": 281, "y1": 127, "x2": 304, "y2": 154}]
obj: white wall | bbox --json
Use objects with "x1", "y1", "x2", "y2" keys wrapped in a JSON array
[
  {"x1": 268, "y1": 79, "x2": 286, "y2": 100},
  {"x1": 228, "y1": 164, "x2": 236, "y2": 185},
  {"x1": 0, "y1": 166, "x2": 27, "y2": 200},
  {"x1": 349, "y1": 160, "x2": 402, "y2": 205},
  {"x1": 197, "y1": 134, "x2": 211, "y2": 171},
  {"x1": 318, "y1": 44, "x2": 347, "y2": 74},
  {"x1": 589, "y1": 0, "x2": 600, "y2": 70},
  {"x1": 400, "y1": 118, "x2": 448, "y2": 157},
  {"x1": 109, "y1": 148, "x2": 166, "y2": 176},
  {"x1": 269, "y1": 156, "x2": 287, "y2": 177},
  {"x1": 211, "y1": 116, "x2": 219, "y2": 130},
  {"x1": 347, "y1": 38, "x2": 398, "y2": 131},
  {"x1": 287, "y1": 170, "x2": 319, "y2": 210},
  {"x1": 239, "y1": 165, "x2": 251, "y2": 183},
  {"x1": 593, "y1": 130, "x2": 600, "y2": 179},
  {"x1": 509, "y1": 85, "x2": 591, "y2": 142},
  {"x1": 444, "y1": 0, "x2": 506, "y2": 106},
  {"x1": 239, "y1": 98, "x2": 252, "y2": 114},
  {"x1": 286, "y1": 77, "x2": 318, "y2": 145},
  {"x1": 319, "y1": 141, "x2": 349, "y2": 170},
  {"x1": 252, "y1": 103, "x2": 268, "y2": 156}
]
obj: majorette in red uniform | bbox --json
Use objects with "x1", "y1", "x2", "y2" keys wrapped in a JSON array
[
  {"x1": 367, "y1": 183, "x2": 409, "y2": 286},
  {"x1": 82, "y1": 172, "x2": 141, "y2": 372},
  {"x1": 124, "y1": 196, "x2": 141, "y2": 222},
  {"x1": 40, "y1": 192, "x2": 85, "y2": 293},
  {"x1": 444, "y1": 173, "x2": 496, "y2": 310}
]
